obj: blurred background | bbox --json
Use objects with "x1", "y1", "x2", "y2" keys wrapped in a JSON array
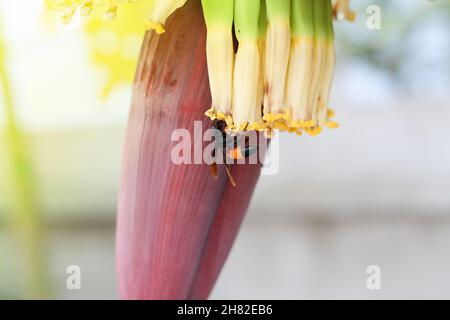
[{"x1": 0, "y1": 0, "x2": 449, "y2": 299}]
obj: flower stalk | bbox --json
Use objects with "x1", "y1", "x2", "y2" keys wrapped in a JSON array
[
  {"x1": 202, "y1": 0, "x2": 235, "y2": 128},
  {"x1": 232, "y1": 0, "x2": 263, "y2": 131},
  {"x1": 262, "y1": 0, "x2": 291, "y2": 124},
  {"x1": 317, "y1": 0, "x2": 338, "y2": 128},
  {"x1": 256, "y1": 1, "x2": 267, "y2": 128},
  {"x1": 305, "y1": 0, "x2": 331, "y2": 136},
  {"x1": 285, "y1": 0, "x2": 315, "y2": 133}
]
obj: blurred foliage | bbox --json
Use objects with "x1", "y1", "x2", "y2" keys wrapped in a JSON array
[
  {"x1": 1, "y1": 11, "x2": 48, "y2": 299},
  {"x1": 45, "y1": 0, "x2": 155, "y2": 98},
  {"x1": 82, "y1": 1, "x2": 153, "y2": 97},
  {"x1": 336, "y1": 0, "x2": 450, "y2": 90}
]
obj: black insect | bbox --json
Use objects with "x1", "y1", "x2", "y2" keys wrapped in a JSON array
[{"x1": 210, "y1": 120, "x2": 258, "y2": 187}]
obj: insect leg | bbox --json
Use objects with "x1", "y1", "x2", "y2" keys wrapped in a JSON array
[{"x1": 224, "y1": 163, "x2": 237, "y2": 187}]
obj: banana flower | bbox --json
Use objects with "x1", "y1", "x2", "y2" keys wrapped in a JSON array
[{"x1": 46, "y1": 0, "x2": 354, "y2": 299}]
